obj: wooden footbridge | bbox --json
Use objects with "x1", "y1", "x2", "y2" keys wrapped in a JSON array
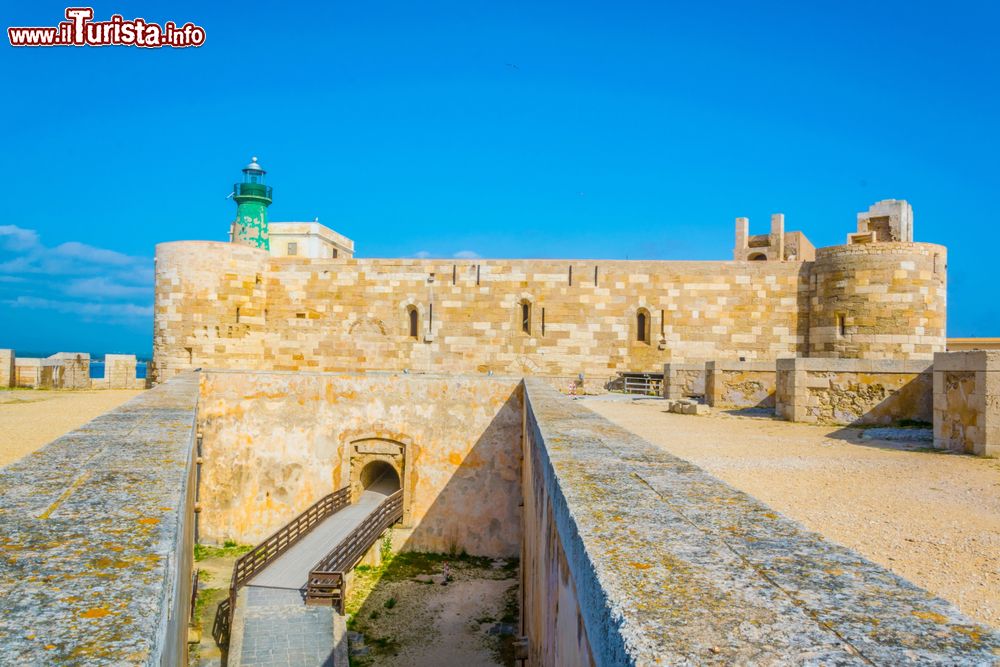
[{"x1": 212, "y1": 474, "x2": 403, "y2": 663}]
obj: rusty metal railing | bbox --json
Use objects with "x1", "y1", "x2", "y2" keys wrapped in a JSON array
[
  {"x1": 211, "y1": 486, "x2": 351, "y2": 648},
  {"x1": 305, "y1": 490, "x2": 403, "y2": 612}
]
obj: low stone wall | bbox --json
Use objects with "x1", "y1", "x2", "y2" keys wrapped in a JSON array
[
  {"x1": 52, "y1": 352, "x2": 91, "y2": 388},
  {"x1": 662, "y1": 362, "x2": 706, "y2": 400},
  {"x1": 0, "y1": 374, "x2": 199, "y2": 665},
  {"x1": 705, "y1": 360, "x2": 776, "y2": 408},
  {"x1": 521, "y1": 378, "x2": 999, "y2": 664},
  {"x1": 91, "y1": 354, "x2": 146, "y2": 389},
  {"x1": 933, "y1": 351, "x2": 1000, "y2": 457},
  {"x1": 197, "y1": 371, "x2": 523, "y2": 557},
  {"x1": 776, "y1": 358, "x2": 932, "y2": 425},
  {"x1": 1, "y1": 349, "x2": 145, "y2": 389},
  {"x1": 13, "y1": 356, "x2": 62, "y2": 388}
]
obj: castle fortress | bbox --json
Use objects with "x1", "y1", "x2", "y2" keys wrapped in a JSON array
[{"x1": 152, "y1": 158, "x2": 946, "y2": 386}]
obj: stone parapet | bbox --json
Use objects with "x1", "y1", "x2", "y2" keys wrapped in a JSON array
[
  {"x1": 776, "y1": 357, "x2": 933, "y2": 424},
  {"x1": 705, "y1": 360, "x2": 777, "y2": 408},
  {"x1": 933, "y1": 351, "x2": 1000, "y2": 457},
  {"x1": 662, "y1": 362, "x2": 707, "y2": 400},
  {"x1": 50, "y1": 352, "x2": 90, "y2": 389},
  {"x1": 0, "y1": 373, "x2": 198, "y2": 665},
  {"x1": 521, "y1": 378, "x2": 1000, "y2": 663}
]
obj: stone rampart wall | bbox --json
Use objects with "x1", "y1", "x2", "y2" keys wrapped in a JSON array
[
  {"x1": 196, "y1": 371, "x2": 523, "y2": 556},
  {"x1": 706, "y1": 360, "x2": 777, "y2": 408},
  {"x1": 521, "y1": 378, "x2": 1000, "y2": 664},
  {"x1": 933, "y1": 351, "x2": 1000, "y2": 457},
  {"x1": 0, "y1": 374, "x2": 198, "y2": 665},
  {"x1": 776, "y1": 358, "x2": 933, "y2": 425},
  {"x1": 152, "y1": 240, "x2": 947, "y2": 386}
]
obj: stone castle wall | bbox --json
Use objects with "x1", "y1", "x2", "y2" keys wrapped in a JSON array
[
  {"x1": 152, "y1": 240, "x2": 947, "y2": 384},
  {"x1": 196, "y1": 371, "x2": 523, "y2": 556}
]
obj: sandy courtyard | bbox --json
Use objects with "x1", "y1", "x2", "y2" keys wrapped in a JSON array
[
  {"x1": 581, "y1": 396, "x2": 1000, "y2": 630},
  {"x1": 0, "y1": 389, "x2": 144, "y2": 467}
]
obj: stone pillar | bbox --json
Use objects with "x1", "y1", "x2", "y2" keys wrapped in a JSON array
[
  {"x1": 105, "y1": 354, "x2": 138, "y2": 389},
  {"x1": 733, "y1": 217, "x2": 749, "y2": 260},
  {"x1": 774, "y1": 358, "x2": 807, "y2": 421},
  {"x1": 51, "y1": 353, "x2": 90, "y2": 389},
  {"x1": 0, "y1": 349, "x2": 13, "y2": 388},
  {"x1": 769, "y1": 213, "x2": 785, "y2": 261},
  {"x1": 662, "y1": 362, "x2": 707, "y2": 400},
  {"x1": 933, "y1": 351, "x2": 1000, "y2": 457}
]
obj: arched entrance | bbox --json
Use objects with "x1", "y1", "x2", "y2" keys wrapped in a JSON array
[
  {"x1": 359, "y1": 460, "x2": 401, "y2": 496},
  {"x1": 346, "y1": 435, "x2": 412, "y2": 525}
]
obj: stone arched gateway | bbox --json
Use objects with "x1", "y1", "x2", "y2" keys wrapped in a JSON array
[{"x1": 345, "y1": 434, "x2": 413, "y2": 526}]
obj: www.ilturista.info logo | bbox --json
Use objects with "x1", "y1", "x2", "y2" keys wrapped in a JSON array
[{"x1": 8, "y1": 7, "x2": 205, "y2": 48}]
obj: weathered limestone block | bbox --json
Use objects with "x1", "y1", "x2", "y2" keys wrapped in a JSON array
[
  {"x1": 662, "y1": 362, "x2": 707, "y2": 400},
  {"x1": 706, "y1": 360, "x2": 776, "y2": 408},
  {"x1": 50, "y1": 352, "x2": 90, "y2": 389},
  {"x1": 104, "y1": 354, "x2": 139, "y2": 389},
  {"x1": 933, "y1": 351, "x2": 1000, "y2": 457},
  {"x1": 14, "y1": 357, "x2": 56, "y2": 388},
  {"x1": 0, "y1": 349, "x2": 13, "y2": 388},
  {"x1": 776, "y1": 358, "x2": 932, "y2": 425}
]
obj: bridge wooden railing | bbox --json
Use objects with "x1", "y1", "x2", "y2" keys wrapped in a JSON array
[
  {"x1": 305, "y1": 490, "x2": 404, "y2": 613},
  {"x1": 212, "y1": 486, "x2": 351, "y2": 648}
]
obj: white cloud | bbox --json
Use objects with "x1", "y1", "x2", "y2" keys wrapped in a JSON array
[
  {"x1": 51, "y1": 241, "x2": 137, "y2": 267},
  {"x1": 63, "y1": 276, "x2": 152, "y2": 299},
  {"x1": 0, "y1": 225, "x2": 40, "y2": 252},
  {"x1": 453, "y1": 250, "x2": 480, "y2": 259},
  {"x1": 5, "y1": 296, "x2": 152, "y2": 321},
  {"x1": 0, "y1": 226, "x2": 153, "y2": 329},
  {"x1": 413, "y1": 250, "x2": 432, "y2": 259}
]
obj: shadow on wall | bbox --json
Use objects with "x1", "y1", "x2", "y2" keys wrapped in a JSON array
[
  {"x1": 316, "y1": 388, "x2": 525, "y2": 665},
  {"x1": 394, "y1": 385, "x2": 523, "y2": 557},
  {"x1": 194, "y1": 373, "x2": 524, "y2": 555}
]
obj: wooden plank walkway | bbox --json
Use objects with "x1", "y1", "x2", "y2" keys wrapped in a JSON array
[
  {"x1": 247, "y1": 488, "x2": 389, "y2": 591},
  {"x1": 233, "y1": 474, "x2": 398, "y2": 666}
]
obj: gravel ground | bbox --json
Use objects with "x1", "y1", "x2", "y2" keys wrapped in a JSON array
[
  {"x1": 581, "y1": 397, "x2": 1000, "y2": 629},
  {"x1": 0, "y1": 389, "x2": 144, "y2": 467}
]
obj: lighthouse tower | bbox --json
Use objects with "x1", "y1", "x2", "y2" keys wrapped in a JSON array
[{"x1": 231, "y1": 156, "x2": 272, "y2": 250}]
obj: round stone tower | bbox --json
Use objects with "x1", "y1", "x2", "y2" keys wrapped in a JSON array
[
  {"x1": 808, "y1": 242, "x2": 947, "y2": 359},
  {"x1": 232, "y1": 156, "x2": 272, "y2": 250}
]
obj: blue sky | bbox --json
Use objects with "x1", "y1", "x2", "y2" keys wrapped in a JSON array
[{"x1": 1, "y1": 1, "x2": 998, "y2": 356}]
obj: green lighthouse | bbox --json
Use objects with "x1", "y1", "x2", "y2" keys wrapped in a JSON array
[{"x1": 232, "y1": 156, "x2": 272, "y2": 250}]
